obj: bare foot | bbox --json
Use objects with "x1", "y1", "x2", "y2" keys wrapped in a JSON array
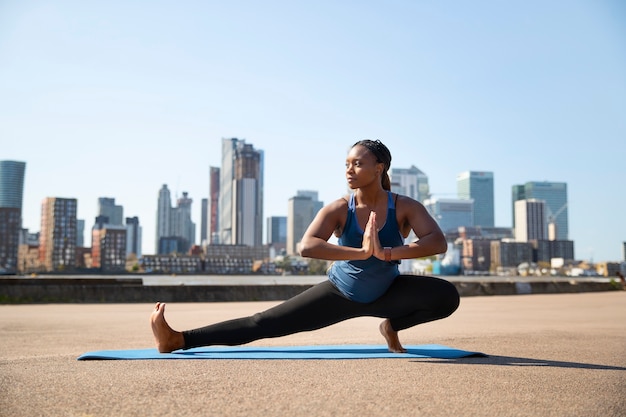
[
  {"x1": 379, "y1": 319, "x2": 407, "y2": 353},
  {"x1": 150, "y1": 302, "x2": 185, "y2": 353}
]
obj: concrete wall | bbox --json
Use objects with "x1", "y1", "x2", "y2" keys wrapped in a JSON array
[{"x1": 0, "y1": 277, "x2": 620, "y2": 304}]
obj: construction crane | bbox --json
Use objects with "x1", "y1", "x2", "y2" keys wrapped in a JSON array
[{"x1": 546, "y1": 203, "x2": 567, "y2": 240}]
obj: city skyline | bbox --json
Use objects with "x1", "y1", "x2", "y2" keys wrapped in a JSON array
[
  {"x1": 2, "y1": 1, "x2": 625, "y2": 262},
  {"x1": 6, "y1": 156, "x2": 612, "y2": 262}
]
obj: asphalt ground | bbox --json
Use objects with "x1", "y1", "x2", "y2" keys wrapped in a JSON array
[{"x1": 1, "y1": 291, "x2": 624, "y2": 417}]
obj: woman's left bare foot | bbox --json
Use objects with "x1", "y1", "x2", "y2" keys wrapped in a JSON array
[
  {"x1": 150, "y1": 302, "x2": 185, "y2": 353},
  {"x1": 379, "y1": 319, "x2": 407, "y2": 353}
]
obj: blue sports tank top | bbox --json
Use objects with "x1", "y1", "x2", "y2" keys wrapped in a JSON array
[{"x1": 328, "y1": 191, "x2": 405, "y2": 303}]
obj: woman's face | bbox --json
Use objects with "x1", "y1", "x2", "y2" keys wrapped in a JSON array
[{"x1": 345, "y1": 145, "x2": 382, "y2": 189}]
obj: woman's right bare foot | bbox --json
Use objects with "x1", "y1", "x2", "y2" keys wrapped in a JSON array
[
  {"x1": 379, "y1": 319, "x2": 407, "y2": 353},
  {"x1": 150, "y1": 302, "x2": 185, "y2": 353}
]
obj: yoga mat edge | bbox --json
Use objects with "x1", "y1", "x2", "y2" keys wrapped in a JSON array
[{"x1": 77, "y1": 344, "x2": 487, "y2": 361}]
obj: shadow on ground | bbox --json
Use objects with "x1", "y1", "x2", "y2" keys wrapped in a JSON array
[{"x1": 419, "y1": 355, "x2": 626, "y2": 371}]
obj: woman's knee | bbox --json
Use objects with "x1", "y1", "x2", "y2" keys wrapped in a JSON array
[{"x1": 441, "y1": 280, "x2": 460, "y2": 317}]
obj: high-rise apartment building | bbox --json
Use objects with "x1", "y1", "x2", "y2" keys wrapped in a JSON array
[
  {"x1": 512, "y1": 181, "x2": 568, "y2": 240},
  {"x1": 219, "y1": 138, "x2": 264, "y2": 246},
  {"x1": 391, "y1": 165, "x2": 430, "y2": 203},
  {"x1": 39, "y1": 197, "x2": 77, "y2": 272},
  {"x1": 92, "y1": 217, "x2": 127, "y2": 272},
  {"x1": 514, "y1": 199, "x2": 547, "y2": 242},
  {"x1": 424, "y1": 197, "x2": 474, "y2": 234},
  {"x1": 457, "y1": 171, "x2": 494, "y2": 228},
  {"x1": 0, "y1": 160, "x2": 26, "y2": 273},
  {"x1": 98, "y1": 197, "x2": 123, "y2": 225},
  {"x1": 287, "y1": 191, "x2": 323, "y2": 255},
  {"x1": 0, "y1": 206, "x2": 22, "y2": 275}
]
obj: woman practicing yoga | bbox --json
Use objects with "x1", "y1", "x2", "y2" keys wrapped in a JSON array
[{"x1": 151, "y1": 139, "x2": 460, "y2": 353}]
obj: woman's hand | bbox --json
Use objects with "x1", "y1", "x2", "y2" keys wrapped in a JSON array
[{"x1": 363, "y1": 211, "x2": 384, "y2": 260}]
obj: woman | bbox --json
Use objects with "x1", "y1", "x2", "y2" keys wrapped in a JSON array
[{"x1": 151, "y1": 140, "x2": 459, "y2": 353}]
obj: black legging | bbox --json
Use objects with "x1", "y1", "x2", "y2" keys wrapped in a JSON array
[{"x1": 183, "y1": 275, "x2": 460, "y2": 349}]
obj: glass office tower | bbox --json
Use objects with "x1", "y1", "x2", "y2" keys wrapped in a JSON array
[
  {"x1": 0, "y1": 161, "x2": 26, "y2": 273},
  {"x1": 457, "y1": 171, "x2": 494, "y2": 228},
  {"x1": 512, "y1": 181, "x2": 568, "y2": 240}
]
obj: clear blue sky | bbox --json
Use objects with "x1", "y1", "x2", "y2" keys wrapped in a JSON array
[{"x1": 2, "y1": 1, "x2": 625, "y2": 262}]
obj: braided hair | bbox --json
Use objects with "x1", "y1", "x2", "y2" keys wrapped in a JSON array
[{"x1": 352, "y1": 139, "x2": 392, "y2": 191}]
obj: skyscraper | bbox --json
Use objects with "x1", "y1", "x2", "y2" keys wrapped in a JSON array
[
  {"x1": 512, "y1": 181, "x2": 568, "y2": 240},
  {"x1": 155, "y1": 184, "x2": 196, "y2": 254},
  {"x1": 287, "y1": 191, "x2": 323, "y2": 255},
  {"x1": 125, "y1": 216, "x2": 142, "y2": 257},
  {"x1": 511, "y1": 184, "x2": 525, "y2": 226},
  {"x1": 0, "y1": 161, "x2": 26, "y2": 209},
  {"x1": 267, "y1": 216, "x2": 287, "y2": 256},
  {"x1": 208, "y1": 166, "x2": 220, "y2": 244},
  {"x1": 267, "y1": 216, "x2": 287, "y2": 246},
  {"x1": 98, "y1": 197, "x2": 124, "y2": 225},
  {"x1": 514, "y1": 199, "x2": 547, "y2": 242},
  {"x1": 200, "y1": 198, "x2": 208, "y2": 244},
  {"x1": 39, "y1": 197, "x2": 77, "y2": 272},
  {"x1": 0, "y1": 160, "x2": 26, "y2": 273},
  {"x1": 457, "y1": 171, "x2": 494, "y2": 228},
  {"x1": 76, "y1": 219, "x2": 85, "y2": 247},
  {"x1": 155, "y1": 184, "x2": 172, "y2": 253},
  {"x1": 391, "y1": 165, "x2": 430, "y2": 203},
  {"x1": 219, "y1": 138, "x2": 264, "y2": 246},
  {"x1": 171, "y1": 191, "x2": 195, "y2": 251}
]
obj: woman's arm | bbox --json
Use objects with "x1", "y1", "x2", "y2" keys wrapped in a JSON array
[{"x1": 299, "y1": 198, "x2": 372, "y2": 261}]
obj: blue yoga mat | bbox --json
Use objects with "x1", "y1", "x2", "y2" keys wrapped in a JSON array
[{"x1": 77, "y1": 344, "x2": 486, "y2": 360}]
